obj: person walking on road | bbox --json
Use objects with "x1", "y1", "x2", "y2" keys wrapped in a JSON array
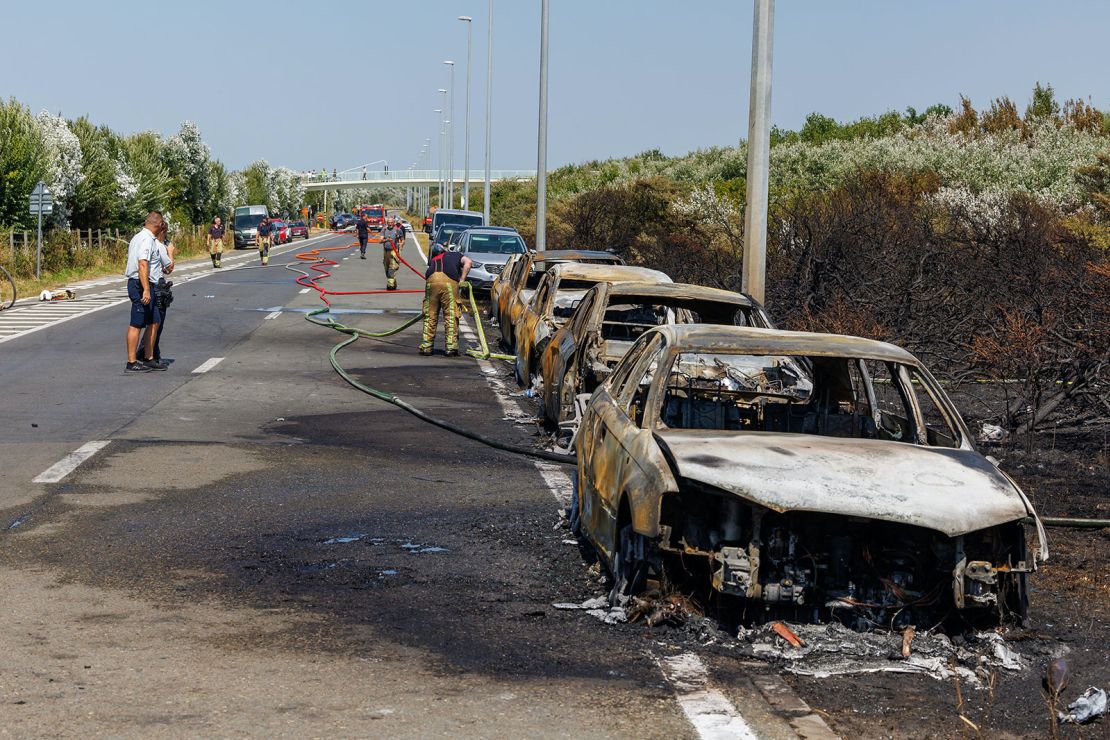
[
  {"x1": 207, "y1": 216, "x2": 224, "y2": 268},
  {"x1": 123, "y1": 211, "x2": 164, "y2": 373},
  {"x1": 356, "y1": 213, "x2": 371, "y2": 259},
  {"x1": 256, "y1": 216, "x2": 272, "y2": 266},
  {"x1": 381, "y1": 216, "x2": 401, "y2": 290},
  {"x1": 419, "y1": 242, "x2": 472, "y2": 356},
  {"x1": 137, "y1": 220, "x2": 175, "y2": 368}
]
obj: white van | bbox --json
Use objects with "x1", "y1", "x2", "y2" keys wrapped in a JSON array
[{"x1": 233, "y1": 205, "x2": 269, "y2": 248}]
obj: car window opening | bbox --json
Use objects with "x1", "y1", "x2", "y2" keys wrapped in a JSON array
[{"x1": 655, "y1": 352, "x2": 960, "y2": 447}]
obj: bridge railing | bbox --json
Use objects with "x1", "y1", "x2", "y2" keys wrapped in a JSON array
[{"x1": 300, "y1": 169, "x2": 536, "y2": 184}]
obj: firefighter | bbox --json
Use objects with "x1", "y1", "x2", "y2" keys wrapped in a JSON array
[
  {"x1": 381, "y1": 217, "x2": 401, "y2": 290},
  {"x1": 356, "y1": 213, "x2": 371, "y2": 259},
  {"x1": 419, "y1": 242, "x2": 472, "y2": 356},
  {"x1": 256, "y1": 217, "x2": 272, "y2": 266},
  {"x1": 207, "y1": 215, "x2": 224, "y2": 267}
]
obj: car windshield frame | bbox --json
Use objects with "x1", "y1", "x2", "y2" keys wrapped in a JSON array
[
  {"x1": 634, "y1": 346, "x2": 965, "y2": 448},
  {"x1": 463, "y1": 234, "x2": 527, "y2": 255}
]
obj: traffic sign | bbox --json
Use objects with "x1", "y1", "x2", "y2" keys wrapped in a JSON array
[{"x1": 29, "y1": 182, "x2": 53, "y2": 215}]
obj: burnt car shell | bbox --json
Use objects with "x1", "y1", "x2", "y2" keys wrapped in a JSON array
[
  {"x1": 540, "y1": 282, "x2": 774, "y2": 426},
  {"x1": 494, "y1": 250, "x2": 625, "y2": 350},
  {"x1": 575, "y1": 324, "x2": 1047, "y2": 626},
  {"x1": 512, "y1": 263, "x2": 671, "y2": 384}
]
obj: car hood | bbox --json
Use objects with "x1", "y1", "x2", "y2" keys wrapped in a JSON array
[{"x1": 654, "y1": 430, "x2": 1033, "y2": 537}]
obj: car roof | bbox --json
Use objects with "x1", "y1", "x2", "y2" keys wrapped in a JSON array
[
  {"x1": 435, "y1": 208, "x2": 483, "y2": 216},
  {"x1": 653, "y1": 325, "x2": 918, "y2": 364},
  {"x1": 462, "y1": 226, "x2": 519, "y2": 234},
  {"x1": 549, "y1": 262, "x2": 671, "y2": 283},
  {"x1": 532, "y1": 250, "x2": 621, "y2": 262},
  {"x1": 605, "y1": 282, "x2": 758, "y2": 307}
]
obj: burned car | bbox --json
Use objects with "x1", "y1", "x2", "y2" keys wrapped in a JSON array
[
  {"x1": 512, "y1": 263, "x2": 671, "y2": 385},
  {"x1": 494, "y1": 250, "x2": 625, "y2": 351},
  {"x1": 574, "y1": 324, "x2": 1048, "y2": 628},
  {"x1": 539, "y1": 282, "x2": 773, "y2": 428}
]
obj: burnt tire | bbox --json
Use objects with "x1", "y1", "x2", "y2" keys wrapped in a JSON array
[{"x1": 609, "y1": 525, "x2": 648, "y2": 607}]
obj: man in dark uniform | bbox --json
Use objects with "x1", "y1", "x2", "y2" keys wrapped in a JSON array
[
  {"x1": 256, "y1": 217, "x2": 272, "y2": 266},
  {"x1": 356, "y1": 213, "x2": 371, "y2": 258},
  {"x1": 419, "y1": 243, "x2": 472, "y2": 356},
  {"x1": 207, "y1": 216, "x2": 225, "y2": 268}
]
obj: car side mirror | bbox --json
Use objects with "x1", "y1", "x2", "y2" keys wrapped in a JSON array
[{"x1": 986, "y1": 455, "x2": 1001, "y2": 468}]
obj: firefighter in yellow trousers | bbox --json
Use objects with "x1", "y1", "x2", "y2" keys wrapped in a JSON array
[{"x1": 420, "y1": 243, "x2": 472, "y2": 357}]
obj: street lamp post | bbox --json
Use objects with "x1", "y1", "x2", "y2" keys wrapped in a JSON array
[
  {"x1": 742, "y1": 0, "x2": 774, "y2": 304},
  {"x1": 444, "y1": 60, "x2": 455, "y2": 208},
  {"x1": 435, "y1": 105, "x2": 445, "y2": 206},
  {"x1": 459, "y1": 16, "x2": 473, "y2": 210},
  {"x1": 483, "y1": 0, "x2": 494, "y2": 224},
  {"x1": 535, "y1": 0, "x2": 550, "y2": 251}
]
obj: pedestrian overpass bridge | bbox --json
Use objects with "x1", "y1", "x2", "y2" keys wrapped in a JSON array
[{"x1": 301, "y1": 169, "x2": 536, "y2": 190}]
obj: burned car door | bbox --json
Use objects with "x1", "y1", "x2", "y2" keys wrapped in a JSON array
[
  {"x1": 582, "y1": 333, "x2": 672, "y2": 560},
  {"x1": 546, "y1": 286, "x2": 607, "y2": 424}
]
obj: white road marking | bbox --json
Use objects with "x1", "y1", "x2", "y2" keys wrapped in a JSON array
[
  {"x1": 264, "y1": 311, "x2": 282, "y2": 320},
  {"x1": 299, "y1": 288, "x2": 311, "y2": 294},
  {"x1": 656, "y1": 654, "x2": 760, "y2": 740},
  {"x1": 33, "y1": 440, "x2": 112, "y2": 484},
  {"x1": 192, "y1": 357, "x2": 224, "y2": 374}
]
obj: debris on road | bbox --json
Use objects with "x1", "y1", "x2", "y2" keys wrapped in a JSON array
[
  {"x1": 771, "y1": 621, "x2": 805, "y2": 648},
  {"x1": 552, "y1": 597, "x2": 627, "y2": 625},
  {"x1": 901, "y1": 626, "x2": 915, "y2": 658},
  {"x1": 1057, "y1": 687, "x2": 1107, "y2": 725},
  {"x1": 738, "y1": 622, "x2": 1027, "y2": 687},
  {"x1": 628, "y1": 593, "x2": 695, "y2": 627}
]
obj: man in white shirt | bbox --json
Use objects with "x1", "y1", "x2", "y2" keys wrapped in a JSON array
[
  {"x1": 137, "y1": 220, "x2": 175, "y2": 368},
  {"x1": 124, "y1": 211, "x2": 164, "y2": 373}
]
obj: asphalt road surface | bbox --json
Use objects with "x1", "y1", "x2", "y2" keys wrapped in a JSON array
[{"x1": 1, "y1": 231, "x2": 842, "y2": 738}]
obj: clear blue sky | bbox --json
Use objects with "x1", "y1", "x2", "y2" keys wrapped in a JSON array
[{"x1": 2, "y1": 0, "x2": 1106, "y2": 171}]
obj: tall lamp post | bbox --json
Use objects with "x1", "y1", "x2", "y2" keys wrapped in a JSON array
[
  {"x1": 535, "y1": 0, "x2": 550, "y2": 251},
  {"x1": 434, "y1": 108, "x2": 445, "y2": 206},
  {"x1": 483, "y1": 0, "x2": 494, "y2": 224},
  {"x1": 443, "y1": 60, "x2": 456, "y2": 208},
  {"x1": 459, "y1": 16, "x2": 473, "y2": 209},
  {"x1": 742, "y1": 0, "x2": 774, "y2": 304}
]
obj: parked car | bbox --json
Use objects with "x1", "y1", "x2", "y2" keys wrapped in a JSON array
[
  {"x1": 494, "y1": 250, "x2": 625, "y2": 351},
  {"x1": 289, "y1": 220, "x2": 310, "y2": 239},
  {"x1": 233, "y1": 204, "x2": 269, "y2": 248},
  {"x1": 329, "y1": 213, "x2": 353, "y2": 230},
  {"x1": 539, "y1": 282, "x2": 774, "y2": 427},
  {"x1": 512, "y1": 262, "x2": 671, "y2": 385},
  {"x1": 574, "y1": 323, "x2": 1047, "y2": 625},
  {"x1": 452, "y1": 228, "x2": 529, "y2": 293},
  {"x1": 430, "y1": 208, "x2": 484, "y2": 235},
  {"x1": 269, "y1": 219, "x2": 289, "y2": 244},
  {"x1": 430, "y1": 223, "x2": 469, "y2": 251}
]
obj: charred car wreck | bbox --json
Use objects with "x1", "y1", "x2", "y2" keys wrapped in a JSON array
[
  {"x1": 573, "y1": 325, "x2": 1048, "y2": 628},
  {"x1": 539, "y1": 281, "x2": 773, "y2": 427}
]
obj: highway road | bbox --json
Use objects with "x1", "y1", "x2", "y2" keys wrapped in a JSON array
[{"x1": 0, "y1": 229, "x2": 841, "y2": 738}]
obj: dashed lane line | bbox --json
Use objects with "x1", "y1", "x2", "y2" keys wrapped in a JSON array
[
  {"x1": 299, "y1": 288, "x2": 311, "y2": 294},
  {"x1": 192, "y1": 357, "x2": 224, "y2": 374},
  {"x1": 264, "y1": 310, "x2": 282, "y2": 320},
  {"x1": 656, "y1": 654, "x2": 760, "y2": 740},
  {"x1": 33, "y1": 441, "x2": 112, "y2": 484}
]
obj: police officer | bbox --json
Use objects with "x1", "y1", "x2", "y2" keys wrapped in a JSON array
[
  {"x1": 256, "y1": 217, "x2": 272, "y2": 265},
  {"x1": 208, "y1": 216, "x2": 224, "y2": 268},
  {"x1": 356, "y1": 212, "x2": 371, "y2": 259},
  {"x1": 381, "y1": 216, "x2": 401, "y2": 290},
  {"x1": 419, "y1": 242, "x2": 472, "y2": 356}
]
